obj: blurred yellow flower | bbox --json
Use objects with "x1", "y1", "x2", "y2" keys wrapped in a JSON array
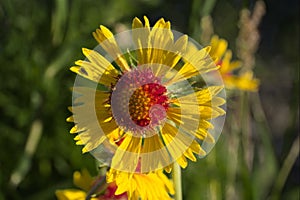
[
  {"x1": 55, "y1": 169, "x2": 127, "y2": 200},
  {"x1": 209, "y1": 35, "x2": 259, "y2": 91},
  {"x1": 56, "y1": 189, "x2": 90, "y2": 200},
  {"x1": 55, "y1": 169, "x2": 98, "y2": 200},
  {"x1": 69, "y1": 16, "x2": 225, "y2": 173}
]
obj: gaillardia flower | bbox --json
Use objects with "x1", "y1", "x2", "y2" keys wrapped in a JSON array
[
  {"x1": 209, "y1": 35, "x2": 259, "y2": 91},
  {"x1": 56, "y1": 169, "x2": 173, "y2": 200},
  {"x1": 55, "y1": 169, "x2": 128, "y2": 200},
  {"x1": 106, "y1": 168, "x2": 174, "y2": 200},
  {"x1": 69, "y1": 16, "x2": 226, "y2": 173},
  {"x1": 55, "y1": 169, "x2": 102, "y2": 200}
]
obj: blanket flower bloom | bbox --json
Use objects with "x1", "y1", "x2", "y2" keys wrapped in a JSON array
[
  {"x1": 55, "y1": 169, "x2": 127, "y2": 200},
  {"x1": 209, "y1": 35, "x2": 259, "y2": 91},
  {"x1": 69, "y1": 16, "x2": 226, "y2": 175},
  {"x1": 106, "y1": 168, "x2": 174, "y2": 200},
  {"x1": 55, "y1": 169, "x2": 97, "y2": 200},
  {"x1": 56, "y1": 169, "x2": 173, "y2": 200}
]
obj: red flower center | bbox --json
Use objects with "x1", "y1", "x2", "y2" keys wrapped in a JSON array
[
  {"x1": 110, "y1": 68, "x2": 169, "y2": 134},
  {"x1": 129, "y1": 83, "x2": 168, "y2": 127}
]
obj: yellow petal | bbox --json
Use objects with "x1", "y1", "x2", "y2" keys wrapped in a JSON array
[
  {"x1": 110, "y1": 135, "x2": 141, "y2": 172},
  {"x1": 73, "y1": 169, "x2": 93, "y2": 191},
  {"x1": 55, "y1": 189, "x2": 87, "y2": 200},
  {"x1": 176, "y1": 155, "x2": 188, "y2": 168},
  {"x1": 93, "y1": 26, "x2": 130, "y2": 71},
  {"x1": 168, "y1": 47, "x2": 218, "y2": 84},
  {"x1": 66, "y1": 116, "x2": 74, "y2": 122},
  {"x1": 210, "y1": 35, "x2": 228, "y2": 58}
]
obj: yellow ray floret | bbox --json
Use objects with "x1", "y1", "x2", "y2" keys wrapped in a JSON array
[
  {"x1": 132, "y1": 16, "x2": 188, "y2": 77},
  {"x1": 93, "y1": 25, "x2": 130, "y2": 72},
  {"x1": 70, "y1": 48, "x2": 119, "y2": 86},
  {"x1": 209, "y1": 35, "x2": 259, "y2": 91}
]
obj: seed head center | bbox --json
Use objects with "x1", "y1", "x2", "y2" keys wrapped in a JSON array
[
  {"x1": 129, "y1": 83, "x2": 168, "y2": 127},
  {"x1": 110, "y1": 68, "x2": 169, "y2": 134}
]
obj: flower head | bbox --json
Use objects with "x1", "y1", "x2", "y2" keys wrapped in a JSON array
[
  {"x1": 55, "y1": 169, "x2": 95, "y2": 200},
  {"x1": 209, "y1": 35, "x2": 259, "y2": 91},
  {"x1": 69, "y1": 16, "x2": 226, "y2": 173},
  {"x1": 55, "y1": 168, "x2": 174, "y2": 200},
  {"x1": 106, "y1": 169, "x2": 174, "y2": 200}
]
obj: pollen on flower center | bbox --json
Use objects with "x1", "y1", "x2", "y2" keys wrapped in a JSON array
[
  {"x1": 129, "y1": 83, "x2": 168, "y2": 127},
  {"x1": 110, "y1": 68, "x2": 169, "y2": 134}
]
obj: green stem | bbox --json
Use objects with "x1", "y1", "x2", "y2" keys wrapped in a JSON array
[
  {"x1": 9, "y1": 119, "x2": 43, "y2": 187},
  {"x1": 173, "y1": 163, "x2": 182, "y2": 200},
  {"x1": 85, "y1": 176, "x2": 106, "y2": 200},
  {"x1": 239, "y1": 91, "x2": 253, "y2": 199},
  {"x1": 270, "y1": 136, "x2": 300, "y2": 200}
]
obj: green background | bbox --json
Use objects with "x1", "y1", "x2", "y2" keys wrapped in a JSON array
[{"x1": 0, "y1": 0, "x2": 298, "y2": 199}]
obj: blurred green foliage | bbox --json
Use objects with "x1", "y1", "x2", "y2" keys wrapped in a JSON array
[{"x1": 0, "y1": 0, "x2": 298, "y2": 199}]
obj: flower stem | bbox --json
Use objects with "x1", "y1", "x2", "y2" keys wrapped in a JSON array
[
  {"x1": 270, "y1": 136, "x2": 300, "y2": 199},
  {"x1": 173, "y1": 163, "x2": 182, "y2": 200},
  {"x1": 85, "y1": 175, "x2": 106, "y2": 200},
  {"x1": 9, "y1": 119, "x2": 43, "y2": 187}
]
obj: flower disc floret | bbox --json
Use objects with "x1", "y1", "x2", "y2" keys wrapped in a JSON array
[{"x1": 111, "y1": 68, "x2": 169, "y2": 134}]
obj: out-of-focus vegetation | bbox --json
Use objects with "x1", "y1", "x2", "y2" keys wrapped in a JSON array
[{"x1": 0, "y1": 0, "x2": 298, "y2": 199}]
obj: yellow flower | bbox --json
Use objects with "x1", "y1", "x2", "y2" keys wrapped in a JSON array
[
  {"x1": 55, "y1": 169, "x2": 98, "y2": 200},
  {"x1": 69, "y1": 16, "x2": 226, "y2": 173},
  {"x1": 209, "y1": 35, "x2": 259, "y2": 91},
  {"x1": 106, "y1": 168, "x2": 174, "y2": 200},
  {"x1": 55, "y1": 168, "x2": 173, "y2": 200},
  {"x1": 56, "y1": 190, "x2": 89, "y2": 200},
  {"x1": 56, "y1": 169, "x2": 128, "y2": 200}
]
